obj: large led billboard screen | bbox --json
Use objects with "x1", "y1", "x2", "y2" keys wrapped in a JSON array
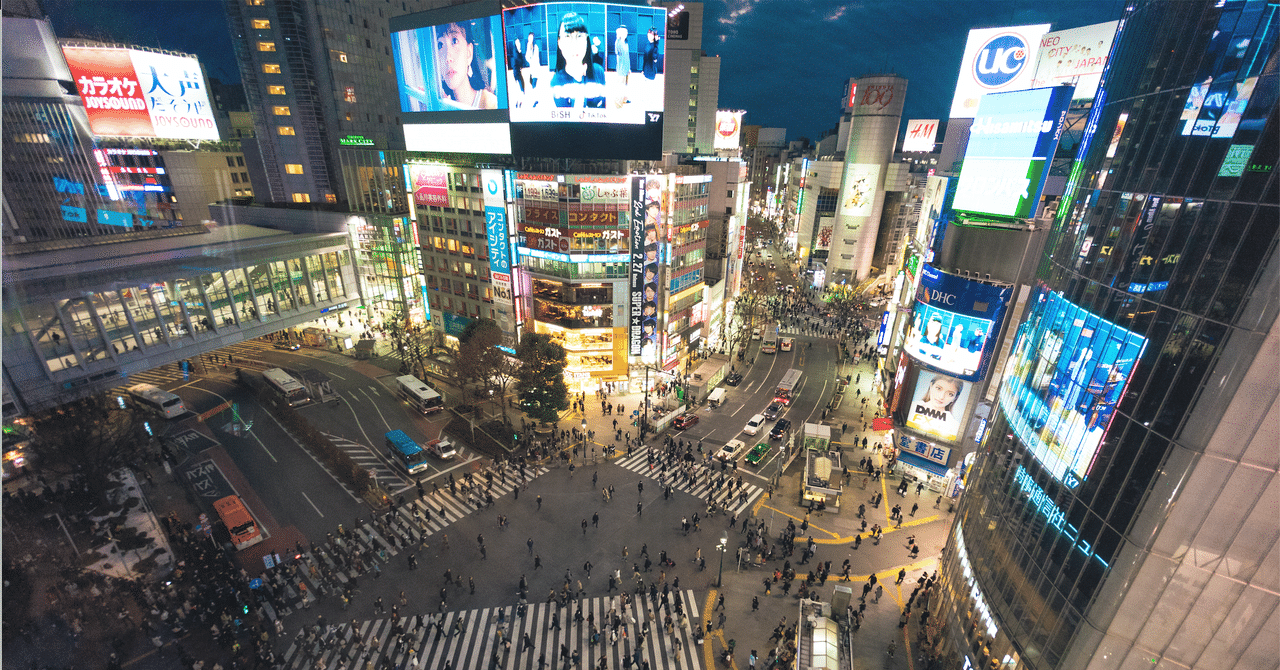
[
  {"x1": 951, "y1": 85, "x2": 1074, "y2": 220},
  {"x1": 391, "y1": 16, "x2": 507, "y2": 113},
  {"x1": 503, "y1": 1, "x2": 666, "y2": 159},
  {"x1": 1027, "y1": 21, "x2": 1118, "y2": 102},
  {"x1": 904, "y1": 371, "x2": 973, "y2": 442},
  {"x1": 949, "y1": 24, "x2": 1050, "y2": 119},
  {"x1": 62, "y1": 46, "x2": 219, "y2": 140},
  {"x1": 998, "y1": 287, "x2": 1148, "y2": 488},
  {"x1": 905, "y1": 265, "x2": 1011, "y2": 381},
  {"x1": 1177, "y1": 1, "x2": 1277, "y2": 139}
]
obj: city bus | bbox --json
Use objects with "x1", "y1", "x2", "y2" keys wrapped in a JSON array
[
  {"x1": 774, "y1": 368, "x2": 802, "y2": 405},
  {"x1": 760, "y1": 325, "x2": 778, "y2": 354},
  {"x1": 127, "y1": 384, "x2": 187, "y2": 419},
  {"x1": 262, "y1": 368, "x2": 310, "y2": 407},
  {"x1": 213, "y1": 495, "x2": 263, "y2": 550},
  {"x1": 385, "y1": 429, "x2": 430, "y2": 475},
  {"x1": 396, "y1": 375, "x2": 444, "y2": 415}
]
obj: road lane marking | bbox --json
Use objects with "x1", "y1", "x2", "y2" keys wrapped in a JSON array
[{"x1": 300, "y1": 491, "x2": 325, "y2": 516}]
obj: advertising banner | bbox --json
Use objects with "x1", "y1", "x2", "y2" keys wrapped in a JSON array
[
  {"x1": 391, "y1": 16, "x2": 507, "y2": 113},
  {"x1": 902, "y1": 119, "x2": 939, "y2": 152},
  {"x1": 714, "y1": 110, "x2": 744, "y2": 150},
  {"x1": 904, "y1": 371, "x2": 971, "y2": 442},
  {"x1": 948, "y1": 24, "x2": 1051, "y2": 119},
  {"x1": 1028, "y1": 21, "x2": 1118, "y2": 101},
  {"x1": 814, "y1": 218, "x2": 834, "y2": 252},
  {"x1": 952, "y1": 85, "x2": 1074, "y2": 220},
  {"x1": 62, "y1": 47, "x2": 219, "y2": 140},
  {"x1": 998, "y1": 287, "x2": 1148, "y2": 488},
  {"x1": 905, "y1": 265, "x2": 1011, "y2": 381},
  {"x1": 838, "y1": 163, "x2": 880, "y2": 218},
  {"x1": 408, "y1": 164, "x2": 449, "y2": 207},
  {"x1": 503, "y1": 2, "x2": 666, "y2": 125},
  {"x1": 481, "y1": 169, "x2": 513, "y2": 305}
]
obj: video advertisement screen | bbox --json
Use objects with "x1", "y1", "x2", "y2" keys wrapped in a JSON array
[
  {"x1": 998, "y1": 287, "x2": 1148, "y2": 488},
  {"x1": 905, "y1": 265, "x2": 1011, "y2": 381},
  {"x1": 503, "y1": 1, "x2": 666, "y2": 159},
  {"x1": 952, "y1": 85, "x2": 1074, "y2": 220},
  {"x1": 901, "y1": 367, "x2": 973, "y2": 443}
]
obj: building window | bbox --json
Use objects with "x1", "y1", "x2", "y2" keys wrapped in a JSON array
[
  {"x1": 262, "y1": 63, "x2": 281, "y2": 74},
  {"x1": 333, "y1": 50, "x2": 348, "y2": 63},
  {"x1": 226, "y1": 156, "x2": 237, "y2": 168},
  {"x1": 237, "y1": 156, "x2": 244, "y2": 166},
  {"x1": 257, "y1": 41, "x2": 276, "y2": 52},
  {"x1": 273, "y1": 106, "x2": 291, "y2": 116},
  {"x1": 252, "y1": 19, "x2": 271, "y2": 29},
  {"x1": 231, "y1": 173, "x2": 240, "y2": 183},
  {"x1": 344, "y1": 86, "x2": 357, "y2": 103},
  {"x1": 285, "y1": 164, "x2": 304, "y2": 174},
  {"x1": 292, "y1": 193, "x2": 311, "y2": 203},
  {"x1": 241, "y1": 172, "x2": 249, "y2": 182},
  {"x1": 277, "y1": 126, "x2": 295, "y2": 135},
  {"x1": 245, "y1": 0, "x2": 264, "y2": 5},
  {"x1": 325, "y1": 193, "x2": 337, "y2": 203},
  {"x1": 268, "y1": 85, "x2": 286, "y2": 95}
]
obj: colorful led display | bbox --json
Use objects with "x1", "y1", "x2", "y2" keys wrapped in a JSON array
[
  {"x1": 905, "y1": 265, "x2": 1011, "y2": 381},
  {"x1": 904, "y1": 371, "x2": 972, "y2": 442},
  {"x1": 391, "y1": 16, "x2": 507, "y2": 113},
  {"x1": 998, "y1": 287, "x2": 1148, "y2": 488}
]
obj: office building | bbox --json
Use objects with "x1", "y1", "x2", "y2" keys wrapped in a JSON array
[{"x1": 932, "y1": 1, "x2": 1279, "y2": 668}]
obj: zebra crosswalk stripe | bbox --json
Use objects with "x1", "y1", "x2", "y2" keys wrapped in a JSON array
[
  {"x1": 611, "y1": 451, "x2": 763, "y2": 517},
  {"x1": 280, "y1": 591, "x2": 704, "y2": 670}
]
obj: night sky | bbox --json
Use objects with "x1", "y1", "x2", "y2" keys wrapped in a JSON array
[{"x1": 43, "y1": 0, "x2": 1122, "y2": 141}]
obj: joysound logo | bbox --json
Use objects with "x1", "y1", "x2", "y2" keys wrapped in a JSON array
[{"x1": 973, "y1": 32, "x2": 1030, "y2": 89}]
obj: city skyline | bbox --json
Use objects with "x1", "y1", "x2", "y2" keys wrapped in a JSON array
[{"x1": 43, "y1": 0, "x2": 1116, "y2": 141}]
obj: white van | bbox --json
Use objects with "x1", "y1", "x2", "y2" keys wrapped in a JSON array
[
  {"x1": 707, "y1": 388, "x2": 727, "y2": 408},
  {"x1": 743, "y1": 414, "x2": 766, "y2": 436}
]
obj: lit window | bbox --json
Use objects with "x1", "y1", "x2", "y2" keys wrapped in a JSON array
[
  {"x1": 292, "y1": 193, "x2": 311, "y2": 203},
  {"x1": 277, "y1": 126, "x2": 295, "y2": 135},
  {"x1": 252, "y1": 19, "x2": 271, "y2": 29},
  {"x1": 333, "y1": 50, "x2": 348, "y2": 63},
  {"x1": 268, "y1": 85, "x2": 286, "y2": 95},
  {"x1": 285, "y1": 164, "x2": 304, "y2": 174},
  {"x1": 257, "y1": 41, "x2": 276, "y2": 52},
  {"x1": 325, "y1": 193, "x2": 337, "y2": 203},
  {"x1": 245, "y1": 0, "x2": 264, "y2": 5},
  {"x1": 344, "y1": 86, "x2": 357, "y2": 103},
  {"x1": 262, "y1": 63, "x2": 281, "y2": 74},
  {"x1": 272, "y1": 106, "x2": 291, "y2": 116}
]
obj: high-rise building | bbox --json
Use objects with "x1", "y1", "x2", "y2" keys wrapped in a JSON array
[
  {"x1": 826, "y1": 74, "x2": 906, "y2": 284},
  {"x1": 933, "y1": 2, "x2": 1279, "y2": 669}
]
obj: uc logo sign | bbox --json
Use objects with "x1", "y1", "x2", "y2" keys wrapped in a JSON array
[{"x1": 973, "y1": 32, "x2": 1029, "y2": 89}]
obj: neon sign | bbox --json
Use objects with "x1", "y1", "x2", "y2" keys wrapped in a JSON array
[{"x1": 1013, "y1": 465, "x2": 1109, "y2": 567}]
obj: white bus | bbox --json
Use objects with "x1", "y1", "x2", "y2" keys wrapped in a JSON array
[
  {"x1": 761, "y1": 325, "x2": 778, "y2": 354},
  {"x1": 262, "y1": 368, "x2": 310, "y2": 407},
  {"x1": 395, "y1": 375, "x2": 444, "y2": 415},
  {"x1": 128, "y1": 384, "x2": 186, "y2": 419},
  {"x1": 774, "y1": 368, "x2": 802, "y2": 405}
]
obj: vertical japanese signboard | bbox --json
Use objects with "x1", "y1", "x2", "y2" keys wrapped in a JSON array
[{"x1": 482, "y1": 169, "x2": 512, "y2": 307}]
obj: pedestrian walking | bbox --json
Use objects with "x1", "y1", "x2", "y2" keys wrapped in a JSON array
[
  {"x1": 874, "y1": 585, "x2": 883, "y2": 603},
  {"x1": 896, "y1": 569, "x2": 906, "y2": 585}
]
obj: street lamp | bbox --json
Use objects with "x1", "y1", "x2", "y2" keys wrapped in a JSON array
[
  {"x1": 580, "y1": 417, "x2": 588, "y2": 463},
  {"x1": 716, "y1": 533, "x2": 728, "y2": 587}
]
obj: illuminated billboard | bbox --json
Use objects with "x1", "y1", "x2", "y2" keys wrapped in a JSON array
[
  {"x1": 406, "y1": 164, "x2": 449, "y2": 207},
  {"x1": 714, "y1": 110, "x2": 744, "y2": 150},
  {"x1": 1178, "y1": 1, "x2": 1277, "y2": 139},
  {"x1": 949, "y1": 24, "x2": 1051, "y2": 119},
  {"x1": 481, "y1": 169, "x2": 513, "y2": 306},
  {"x1": 629, "y1": 175, "x2": 665, "y2": 360},
  {"x1": 998, "y1": 287, "x2": 1148, "y2": 488},
  {"x1": 902, "y1": 119, "x2": 939, "y2": 152},
  {"x1": 905, "y1": 265, "x2": 1011, "y2": 381},
  {"x1": 837, "y1": 163, "x2": 880, "y2": 218},
  {"x1": 391, "y1": 16, "x2": 507, "y2": 113},
  {"x1": 1028, "y1": 21, "x2": 1118, "y2": 102},
  {"x1": 503, "y1": 1, "x2": 666, "y2": 159},
  {"x1": 904, "y1": 371, "x2": 972, "y2": 442},
  {"x1": 952, "y1": 86, "x2": 1074, "y2": 220},
  {"x1": 62, "y1": 46, "x2": 219, "y2": 140}
]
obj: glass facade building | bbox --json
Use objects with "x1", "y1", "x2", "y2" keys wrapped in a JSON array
[{"x1": 935, "y1": 1, "x2": 1279, "y2": 669}]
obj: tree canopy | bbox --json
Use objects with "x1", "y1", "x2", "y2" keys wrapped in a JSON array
[{"x1": 514, "y1": 332, "x2": 569, "y2": 425}]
